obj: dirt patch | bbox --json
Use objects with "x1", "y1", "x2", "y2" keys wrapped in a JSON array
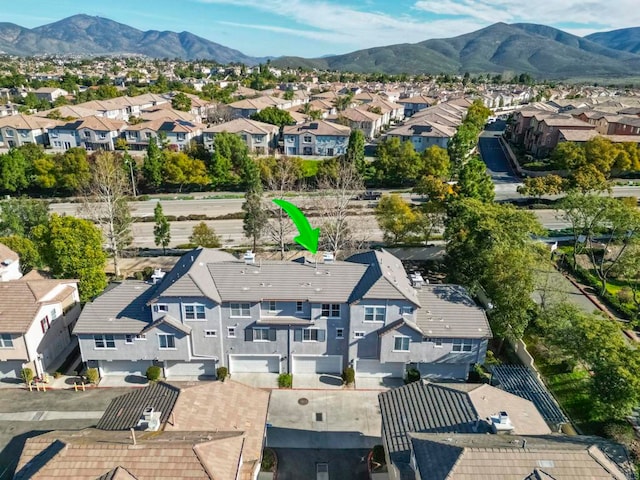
[{"x1": 104, "y1": 256, "x2": 181, "y2": 277}]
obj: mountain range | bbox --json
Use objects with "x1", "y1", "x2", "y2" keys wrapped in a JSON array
[{"x1": 3, "y1": 15, "x2": 640, "y2": 79}]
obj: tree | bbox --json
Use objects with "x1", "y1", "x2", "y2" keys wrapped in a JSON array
[
  {"x1": 33, "y1": 214, "x2": 107, "y2": 302},
  {"x1": 456, "y1": 156, "x2": 495, "y2": 202},
  {"x1": 612, "y1": 243, "x2": 640, "y2": 320},
  {"x1": 373, "y1": 137, "x2": 420, "y2": 186},
  {"x1": 153, "y1": 202, "x2": 171, "y2": 254},
  {"x1": 171, "y1": 92, "x2": 192, "y2": 111},
  {"x1": 0, "y1": 197, "x2": 49, "y2": 238},
  {"x1": 163, "y1": 152, "x2": 209, "y2": 192},
  {"x1": 0, "y1": 149, "x2": 30, "y2": 193},
  {"x1": 142, "y1": 136, "x2": 164, "y2": 189},
  {"x1": 210, "y1": 132, "x2": 251, "y2": 189},
  {"x1": 189, "y1": 222, "x2": 221, "y2": 248},
  {"x1": 375, "y1": 194, "x2": 416, "y2": 244},
  {"x1": 333, "y1": 94, "x2": 353, "y2": 112},
  {"x1": 418, "y1": 145, "x2": 450, "y2": 179},
  {"x1": 447, "y1": 123, "x2": 478, "y2": 172},
  {"x1": 55, "y1": 148, "x2": 91, "y2": 193},
  {"x1": 345, "y1": 130, "x2": 366, "y2": 177},
  {"x1": 250, "y1": 106, "x2": 295, "y2": 127},
  {"x1": 0, "y1": 235, "x2": 41, "y2": 273},
  {"x1": 242, "y1": 160, "x2": 267, "y2": 251},
  {"x1": 81, "y1": 151, "x2": 132, "y2": 278},
  {"x1": 517, "y1": 175, "x2": 565, "y2": 198},
  {"x1": 32, "y1": 156, "x2": 57, "y2": 190}
]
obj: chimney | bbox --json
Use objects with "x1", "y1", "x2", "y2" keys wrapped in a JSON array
[
  {"x1": 243, "y1": 251, "x2": 256, "y2": 265},
  {"x1": 130, "y1": 427, "x2": 136, "y2": 446},
  {"x1": 322, "y1": 252, "x2": 334, "y2": 264}
]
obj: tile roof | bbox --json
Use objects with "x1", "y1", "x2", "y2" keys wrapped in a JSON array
[
  {"x1": 0, "y1": 114, "x2": 62, "y2": 130},
  {"x1": 0, "y1": 279, "x2": 75, "y2": 333},
  {"x1": 140, "y1": 314, "x2": 192, "y2": 335},
  {"x1": 204, "y1": 117, "x2": 279, "y2": 135},
  {"x1": 35, "y1": 105, "x2": 100, "y2": 119},
  {"x1": 0, "y1": 242, "x2": 18, "y2": 264},
  {"x1": 74, "y1": 281, "x2": 156, "y2": 335},
  {"x1": 283, "y1": 120, "x2": 351, "y2": 136},
  {"x1": 77, "y1": 115, "x2": 127, "y2": 132},
  {"x1": 415, "y1": 285, "x2": 491, "y2": 339},
  {"x1": 96, "y1": 381, "x2": 180, "y2": 431},
  {"x1": 95, "y1": 466, "x2": 139, "y2": 480},
  {"x1": 409, "y1": 433, "x2": 630, "y2": 480}
]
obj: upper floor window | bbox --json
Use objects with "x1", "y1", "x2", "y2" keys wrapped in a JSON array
[
  {"x1": 452, "y1": 339, "x2": 473, "y2": 353},
  {"x1": 401, "y1": 306, "x2": 414, "y2": 316},
  {"x1": 230, "y1": 303, "x2": 251, "y2": 317},
  {"x1": 177, "y1": 133, "x2": 185, "y2": 141},
  {"x1": 336, "y1": 328, "x2": 344, "y2": 339},
  {"x1": 364, "y1": 306, "x2": 385, "y2": 322},
  {"x1": 227, "y1": 326, "x2": 236, "y2": 338},
  {"x1": 94, "y1": 334, "x2": 116, "y2": 349},
  {"x1": 254, "y1": 135, "x2": 265, "y2": 143},
  {"x1": 0, "y1": 334, "x2": 13, "y2": 348},
  {"x1": 321, "y1": 304, "x2": 340, "y2": 318},
  {"x1": 303, "y1": 328, "x2": 321, "y2": 342},
  {"x1": 354, "y1": 331, "x2": 365, "y2": 339},
  {"x1": 40, "y1": 316, "x2": 50, "y2": 333},
  {"x1": 5, "y1": 129, "x2": 13, "y2": 137},
  {"x1": 266, "y1": 300, "x2": 277, "y2": 312},
  {"x1": 99, "y1": 132, "x2": 107, "y2": 139},
  {"x1": 303, "y1": 135, "x2": 312, "y2": 143},
  {"x1": 145, "y1": 132, "x2": 152, "y2": 139},
  {"x1": 158, "y1": 333, "x2": 176, "y2": 349},
  {"x1": 205, "y1": 330, "x2": 217, "y2": 337},
  {"x1": 393, "y1": 336, "x2": 410, "y2": 352},
  {"x1": 153, "y1": 304, "x2": 168, "y2": 313},
  {"x1": 253, "y1": 328, "x2": 270, "y2": 341},
  {"x1": 125, "y1": 334, "x2": 134, "y2": 344},
  {"x1": 84, "y1": 131, "x2": 91, "y2": 138},
  {"x1": 184, "y1": 304, "x2": 205, "y2": 320},
  {"x1": 296, "y1": 301, "x2": 304, "y2": 312}
]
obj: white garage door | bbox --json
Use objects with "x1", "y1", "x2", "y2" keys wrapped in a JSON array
[
  {"x1": 100, "y1": 360, "x2": 152, "y2": 376},
  {"x1": 292, "y1": 355, "x2": 342, "y2": 374},
  {"x1": 356, "y1": 360, "x2": 405, "y2": 378},
  {"x1": 166, "y1": 361, "x2": 217, "y2": 378},
  {"x1": 0, "y1": 361, "x2": 24, "y2": 380},
  {"x1": 229, "y1": 355, "x2": 280, "y2": 373},
  {"x1": 418, "y1": 363, "x2": 468, "y2": 381}
]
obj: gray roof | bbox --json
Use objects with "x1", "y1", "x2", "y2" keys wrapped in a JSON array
[
  {"x1": 378, "y1": 381, "x2": 481, "y2": 464},
  {"x1": 408, "y1": 433, "x2": 631, "y2": 480},
  {"x1": 140, "y1": 314, "x2": 192, "y2": 335},
  {"x1": 74, "y1": 281, "x2": 155, "y2": 334},
  {"x1": 377, "y1": 318, "x2": 422, "y2": 337},
  {"x1": 347, "y1": 249, "x2": 421, "y2": 306},
  {"x1": 492, "y1": 365, "x2": 568, "y2": 426},
  {"x1": 415, "y1": 285, "x2": 491, "y2": 339},
  {"x1": 208, "y1": 260, "x2": 368, "y2": 303},
  {"x1": 150, "y1": 248, "x2": 236, "y2": 303},
  {"x1": 96, "y1": 381, "x2": 180, "y2": 431}
]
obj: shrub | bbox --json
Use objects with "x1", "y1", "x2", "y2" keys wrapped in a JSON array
[
  {"x1": 484, "y1": 350, "x2": 501, "y2": 367},
  {"x1": 467, "y1": 363, "x2": 484, "y2": 383},
  {"x1": 53, "y1": 371, "x2": 63, "y2": 379},
  {"x1": 371, "y1": 444, "x2": 386, "y2": 466},
  {"x1": 342, "y1": 367, "x2": 355, "y2": 385},
  {"x1": 175, "y1": 243, "x2": 198, "y2": 249},
  {"x1": 86, "y1": 367, "x2": 99, "y2": 385},
  {"x1": 216, "y1": 366, "x2": 228, "y2": 382},
  {"x1": 278, "y1": 373, "x2": 293, "y2": 388},
  {"x1": 617, "y1": 287, "x2": 633, "y2": 304},
  {"x1": 146, "y1": 365, "x2": 162, "y2": 382},
  {"x1": 405, "y1": 367, "x2": 420, "y2": 384},
  {"x1": 20, "y1": 367, "x2": 34, "y2": 385},
  {"x1": 603, "y1": 420, "x2": 636, "y2": 446},
  {"x1": 261, "y1": 448, "x2": 276, "y2": 472}
]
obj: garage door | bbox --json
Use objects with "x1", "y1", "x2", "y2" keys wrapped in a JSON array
[
  {"x1": 0, "y1": 361, "x2": 24, "y2": 381},
  {"x1": 418, "y1": 363, "x2": 468, "y2": 381},
  {"x1": 229, "y1": 355, "x2": 280, "y2": 373},
  {"x1": 166, "y1": 361, "x2": 216, "y2": 378},
  {"x1": 292, "y1": 355, "x2": 342, "y2": 374},
  {"x1": 100, "y1": 360, "x2": 152, "y2": 376},
  {"x1": 356, "y1": 360, "x2": 405, "y2": 378}
]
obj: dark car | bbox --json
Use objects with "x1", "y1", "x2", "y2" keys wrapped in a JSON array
[{"x1": 357, "y1": 191, "x2": 382, "y2": 200}]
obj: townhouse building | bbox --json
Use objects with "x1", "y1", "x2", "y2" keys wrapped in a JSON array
[
  {"x1": 0, "y1": 114, "x2": 62, "y2": 148},
  {"x1": 123, "y1": 118, "x2": 203, "y2": 151},
  {"x1": 331, "y1": 107, "x2": 383, "y2": 139},
  {"x1": 74, "y1": 248, "x2": 491, "y2": 381},
  {"x1": 283, "y1": 120, "x2": 351, "y2": 156},
  {"x1": 203, "y1": 117, "x2": 279, "y2": 154},
  {"x1": 49, "y1": 116, "x2": 127, "y2": 151}
]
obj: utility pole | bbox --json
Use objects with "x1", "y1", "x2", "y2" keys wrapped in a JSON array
[{"x1": 124, "y1": 152, "x2": 137, "y2": 197}]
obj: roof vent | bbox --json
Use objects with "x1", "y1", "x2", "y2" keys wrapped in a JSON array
[
  {"x1": 151, "y1": 268, "x2": 165, "y2": 284},
  {"x1": 322, "y1": 252, "x2": 334, "y2": 264},
  {"x1": 490, "y1": 411, "x2": 515, "y2": 433},
  {"x1": 409, "y1": 272, "x2": 426, "y2": 288},
  {"x1": 137, "y1": 407, "x2": 162, "y2": 432},
  {"x1": 1, "y1": 259, "x2": 12, "y2": 267},
  {"x1": 243, "y1": 250, "x2": 255, "y2": 265}
]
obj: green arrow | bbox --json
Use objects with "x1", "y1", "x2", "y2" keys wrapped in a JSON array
[{"x1": 272, "y1": 199, "x2": 320, "y2": 254}]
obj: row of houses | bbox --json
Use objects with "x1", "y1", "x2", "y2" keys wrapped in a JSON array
[{"x1": 0, "y1": 244, "x2": 491, "y2": 382}]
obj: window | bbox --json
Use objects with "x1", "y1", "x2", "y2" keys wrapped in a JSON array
[
  {"x1": 99, "y1": 132, "x2": 107, "y2": 139},
  {"x1": 205, "y1": 330, "x2": 217, "y2": 337},
  {"x1": 125, "y1": 334, "x2": 134, "y2": 344},
  {"x1": 354, "y1": 331, "x2": 365, "y2": 339},
  {"x1": 253, "y1": 328, "x2": 270, "y2": 341},
  {"x1": 40, "y1": 316, "x2": 50, "y2": 333},
  {"x1": 434, "y1": 338, "x2": 443, "y2": 347},
  {"x1": 49, "y1": 130, "x2": 58, "y2": 138},
  {"x1": 94, "y1": 334, "x2": 116, "y2": 349},
  {"x1": 230, "y1": 303, "x2": 251, "y2": 317},
  {"x1": 321, "y1": 304, "x2": 340, "y2": 318},
  {"x1": 394, "y1": 336, "x2": 410, "y2": 352},
  {"x1": 452, "y1": 339, "x2": 473, "y2": 353},
  {"x1": 50, "y1": 308, "x2": 58, "y2": 320},
  {"x1": 296, "y1": 301, "x2": 303, "y2": 312},
  {"x1": 267, "y1": 301, "x2": 277, "y2": 312},
  {"x1": 303, "y1": 135, "x2": 312, "y2": 143},
  {"x1": 153, "y1": 304, "x2": 168, "y2": 313},
  {"x1": 184, "y1": 304, "x2": 205, "y2": 320},
  {"x1": 84, "y1": 130, "x2": 91, "y2": 138},
  {"x1": 303, "y1": 328, "x2": 319, "y2": 341},
  {"x1": 227, "y1": 326, "x2": 236, "y2": 338},
  {"x1": 401, "y1": 306, "x2": 413, "y2": 316},
  {"x1": 254, "y1": 134, "x2": 265, "y2": 143},
  {"x1": 0, "y1": 334, "x2": 13, "y2": 348},
  {"x1": 158, "y1": 334, "x2": 176, "y2": 349},
  {"x1": 364, "y1": 307, "x2": 385, "y2": 322},
  {"x1": 135, "y1": 334, "x2": 147, "y2": 340},
  {"x1": 177, "y1": 133, "x2": 185, "y2": 141},
  {"x1": 145, "y1": 132, "x2": 152, "y2": 139},
  {"x1": 336, "y1": 328, "x2": 344, "y2": 339},
  {"x1": 5, "y1": 129, "x2": 13, "y2": 137}
]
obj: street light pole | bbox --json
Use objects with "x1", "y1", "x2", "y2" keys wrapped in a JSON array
[{"x1": 124, "y1": 153, "x2": 137, "y2": 198}]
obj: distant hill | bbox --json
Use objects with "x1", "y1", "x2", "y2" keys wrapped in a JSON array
[
  {"x1": 586, "y1": 27, "x2": 640, "y2": 54},
  {"x1": 274, "y1": 23, "x2": 640, "y2": 78},
  {"x1": 0, "y1": 14, "x2": 262, "y2": 64}
]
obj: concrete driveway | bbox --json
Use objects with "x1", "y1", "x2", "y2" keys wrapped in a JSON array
[
  {"x1": 273, "y1": 448, "x2": 370, "y2": 480},
  {"x1": 266, "y1": 389, "x2": 382, "y2": 449}
]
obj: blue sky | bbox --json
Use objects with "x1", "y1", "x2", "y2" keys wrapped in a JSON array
[{"x1": 4, "y1": 0, "x2": 639, "y2": 58}]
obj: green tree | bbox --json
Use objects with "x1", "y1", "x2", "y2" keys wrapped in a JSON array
[
  {"x1": 0, "y1": 235, "x2": 41, "y2": 273},
  {"x1": 242, "y1": 159, "x2": 267, "y2": 251},
  {"x1": 612, "y1": 243, "x2": 640, "y2": 320},
  {"x1": 55, "y1": 148, "x2": 91, "y2": 193},
  {"x1": 189, "y1": 222, "x2": 221, "y2": 248},
  {"x1": 373, "y1": 137, "x2": 420, "y2": 186},
  {"x1": 418, "y1": 145, "x2": 450, "y2": 179},
  {"x1": 0, "y1": 197, "x2": 49, "y2": 238},
  {"x1": 456, "y1": 156, "x2": 495, "y2": 202},
  {"x1": 375, "y1": 194, "x2": 416, "y2": 244},
  {"x1": 516, "y1": 175, "x2": 565, "y2": 199},
  {"x1": 33, "y1": 214, "x2": 107, "y2": 302},
  {"x1": 447, "y1": 123, "x2": 478, "y2": 172},
  {"x1": 153, "y1": 202, "x2": 171, "y2": 254},
  {"x1": 171, "y1": 92, "x2": 192, "y2": 111},
  {"x1": 345, "y1": 129, "x2": 366, "y2": 177},
  {"x1": 283, "y1": 89, "x2": 294, "y2": 101},
  {"x1": 32, "y1": 156, "x2": 57, "y2": 190},
  {"x1": 210, "y1": 132, "x2": 251, "y2": 188},
  {"x1": 250, "y1": 106, "x2": 295, "y2": 127},
  {"x1": 162, "y1": 152, "x2": 209, "y2": 192},
  {"x1": 142, "y1": 136, "x2": 164, "y2": 189},
  {"x1": 0, "y1": 149, "x2": 30, "y2": 193}
]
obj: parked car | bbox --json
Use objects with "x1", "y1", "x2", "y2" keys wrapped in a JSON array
[{"x1": 357, "y1": 191, "x2": 382, "y2": 200}]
